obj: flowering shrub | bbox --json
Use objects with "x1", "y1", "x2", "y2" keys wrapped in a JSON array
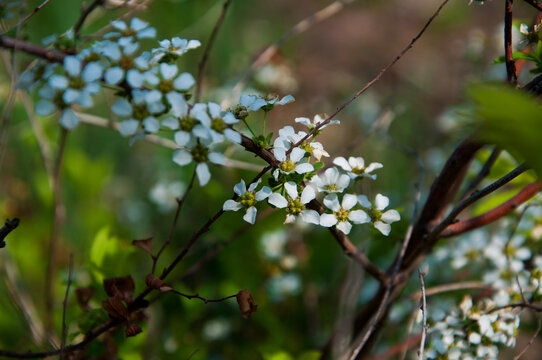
[{"x1": 0, "y1": 1, "x2": 541, "y2": 359}]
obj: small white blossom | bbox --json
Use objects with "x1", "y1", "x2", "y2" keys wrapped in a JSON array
[
  {"x1": 311, "y1": 167, "x2": 350, "y2": 193},
  {"x1": 104, "y1": 17, "x2": 156, "y2": 46},
  {"x1": 239, "y1": 93, "x2": 294, "y2": 112},
  {"x1": 295, "y1": 114, "x2": 339, "y2": 132},
  {"x1": 168, "y1": 94, "x2": 211, "y2": 146},
  {"x1": 151, "y1": 37, "x2": 201, "y2": 63},
  {"x1": 172, "y1": 138, "x2": 226, "y2": 186},
  {"x1": 320, "y1": 193, "x2": 370, "y2": 234},
  {"x1": 223, "y1": 179, "x2": 272, "y2": 224},
  {"x1": 101, "y1": 41, "x2": 148, "y2": 87},
  {"x1": 272, "y1": 147, "x2": 314, "y2": 179},
  {"x1": 144, "y1": 63, "x2": 195, "y2": 104},
  {"x1": 358, "y1": 194, "x2": 400, "y2": 236},
  {"x1": 197, "y1": 102, "x2": 241, "y2": 144},
  {"x1": 267, "y1": 182, "x2": 320, "y2": 225},
  {"x1": 111, "y1": 90, "x2": 162, "y2": 135},
  {"x1": 333, "y1": 156, "x2": 383, "y2": 180}
]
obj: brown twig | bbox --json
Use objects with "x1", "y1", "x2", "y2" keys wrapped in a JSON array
[
  {"x1": 60, "y1": 254, "x2": 74, "y2": 359},
  {"x1": 486, "y1": 302, "x2": 542, "y2": 313},
  {"x1": 460, "y1": 147, "x2": 501, "y2": 200},
  {"x1": 152, "y1": 168, "x2": 197, "y2": 274},
  {"x1": 406, "y1": 281, "x2": 492, "y2": 300},
  {"x1": 194, "y1": 0, "x2": 232, "y2": 103},
  {"x1": 417, "y1": 270, "x2": 427, "y2": 360},
  {"x1": 522, "y1": 0, "x2": 542, "y2": 11},
  {"x1": 44, "y1": 127, "x2": 68, "y2": 341},
  {"x1": 17, "y1": 0, "x2": 53, "y2": 29},
  {"x1": 439, "y1": 179, "x2": 539, "y2": 238},
  {"x1": 513, "y1": 320, "x2": 542, "y2": 360},
  {"x1": 505, "y1": 0, "x2": 517, "y2": 84},
  {"x1": 0, "y1": 35, "x2": 65, "y2": 63},
  {"x1": 170, "y1": 289, "x2": 237, "y2": 304},
  {"x1": 73, "y1": 0, "x2": 106, "y2": 40}
]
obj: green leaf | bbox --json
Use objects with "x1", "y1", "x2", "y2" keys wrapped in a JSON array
[
  {"x1": 493, "y1": 51, "x2": 537, "y2": 64},
  {"x1": 469, "y1": 83, "x2": 542, "y2": 176},
  {"x1": 312, "y1": 161, "x2": 324, "y2": 171}
]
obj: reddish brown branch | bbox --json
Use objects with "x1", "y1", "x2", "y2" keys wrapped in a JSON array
[
  {"x1": 0, "y1": 36, "x2": 65, "y2": 63},
  {"x1": 523, "y1": 0, "x2": 542, "y2": 11},
  {"x1": 171, "y1": 289, "x2": 237, "y2": 304},
  {"x1": 505, "y1": 0, "x2": 518, "y2": 84},
  {"x1": 441, "y1": 181, "x2": 541, "y2": 237},
  {"x1": 73, "y1": 0, "x2": 106, "y2": 40}
]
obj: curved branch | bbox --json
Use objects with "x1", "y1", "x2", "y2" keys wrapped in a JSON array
[
  {"x1": 0, "y1": 36, "x2": 65, "y2": 63},
  {"x1": 440, "y1": 181, "x2": 541, "y2": 237},
  {"x1": 523, "y1": 0, "x2": 542, "y2": 11}
]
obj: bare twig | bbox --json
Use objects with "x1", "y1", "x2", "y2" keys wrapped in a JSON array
[
  {"x1": 18, "y1": 0, "x2": 53, "y2": 29},
  {"x1": 44, "y1": 127, "x2": 68, "y2": 341},
  {"x1": 194, "y1": 0, "x2": 232, "y2": 103},
  {"x1": 223, "y1": 0, "x2": 355, "y2": 107},
  {"x1": 486, "y1": 302, "x2": 542, "y2": 313},
  {"x1": 73, "y1": 0, "x2": 106, "y2": 40},
  {"x1": 522, "y1": 0, "x2": 542, "y2": 11},
  {"x1": 0, "y1": 35, "x2": 65, "y2": 63},
  {"x1": 417, "y1": 270, "x2": 427, "y2": 360},
  {"x1": 406, "y1": 281, "x2": 492, "y2": 300},
  {"x1": 513, "y1": 320, "x2": 542, "y2": 360},
  {"x1": 170, "y1": 289, "x2": 237, "y2": 304},
  {"x1": 60, "y1": 254, "x2": 74, "y2": 359},
  {"x1": 460, "y1": 147, "x2": 501, "y2": 200},
  {"x1": 505, "y1": 0, "x2": 517, "y2": 84},
  {"x1": 152, "y1": 168, "x2": 197, "y2": 274}
]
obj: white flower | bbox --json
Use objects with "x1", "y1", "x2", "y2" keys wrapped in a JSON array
[
  {"x1": 260, "y1": 229, "x2": 287, "y2": 259},
  {"x1": 483, "y1": 234, "x2": 531, "y2": 272},
  {"x1": 239, "y1": 93, "x2": 294, "y2": 112},
  {"x1": 197, "y1": 102, "x2": 241, "y2": 144},
  {"x1": 320, "y1": 193, "x2": 370, "y2": 234},
  {"x1": 333, "y1": 156, "x2": 383, "y2": 180},
  {"x1": 272, "y1": 147, "x2": 314, "y2": 179},
  {"x1": 168, "y1": 95, "x2": 211, "y2": 146},
  {"x1": 267, "y1": 182, "x2": 320, "y2": 225},
  {"x1": 101, "y1": 41, "x2": 148, "y2": 87},
  {"x1": 144, "y1": 63, "x2": 195, "y2": 104},
  {"x1": 172, "y1": 139, "x2": 226, "y2": 186},
  {"x1": 151, "y1": 37, "x2": 201, "y2": 63},
  {"x1": 273, "y1": 126, "x2": 328, "y2": 161},
  {"x1": 223, "y1": 179, "x2": 272, "y2": 224},
  {"x1": 268, "y1": 273, "x2": 301, "y2": 301},
  {"x1": 311, "y1": 167, "x2": 350, "y2": 193},
  {"x1": 295, "y1": 114, "x2": 339, "y2": 132},
  {"x1": 358, "y1": 194, "x2": 400, "y2": 236},
  {"x1": 104, "y1": 17, "x2": 156, "y2": 46},
  {"x1": 111, "y1": 91, "x2": 161, "y2": 135}
]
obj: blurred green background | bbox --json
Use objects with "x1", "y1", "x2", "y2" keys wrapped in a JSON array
[{"x1": 0, "y1": 0, "x2": 540, "y2": 359}]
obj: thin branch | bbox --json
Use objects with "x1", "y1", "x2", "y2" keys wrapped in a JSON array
[
  {"x1": 505, "y1": 0, "x2": 517, "y2": 84},
  {"x1": 152, "y1": 168, "x2": 197, "y2": 274},
  {"x1": 513, "y1": 320, "x2": 542, "y2": 360},
  {"x1": 0, "y1": 35, "x2": 65, "y2": 63},
  {"x1": 406, "y1": 281, "x2": 492, "y2": 300},
  {"x1": 73, "y1": 0, "x2": 106, "y2": 40},
  {"x1": 460, "y1": 147, "x2": 501, "y2": 200},
  {"x1": 170, "y1": 289, "x2": 237, "y2": 304},
  {"x1": 486, "y1": 302, "x2": 542, "y2": 313},
  {"x1": 17, "y1": 0, "x2": 53, "y2": 29},
  {"x1": 427, "y1": 164, "x2": 528, "y2": 240},
  {"x1": 417, "y1": 270, "x2": 427, "y2": 360},
  {"x1": 44, "y1": 127, "x2": 68, "y2": 342},
  {"x1": 194, "y1": 0, "x2": 232, "y2": 103},
  {"x1": 223, "y1": 0, "x2": 355, "y2": 107},
  {"x1": 368, "y1": 335, "x2": 422, "y2": 360},
  {"x1": 60, "y1": 254, "x2": 74, "y2": 359},
  {"x1": 522, "y1": 0, "x2": 542, "y2": 11},
  {"x1": 439, "y1": 179, "x2": 539, "y2": 238}
]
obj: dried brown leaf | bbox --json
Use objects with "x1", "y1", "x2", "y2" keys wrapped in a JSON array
[
  {"x1": 132, "y1": 237, "x2": 153, "y2": 256},
  {"x1": 236, "y1": 289, "x2": 258, "y2": 319}
]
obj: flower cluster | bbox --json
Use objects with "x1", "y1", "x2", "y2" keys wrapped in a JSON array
[{"x1": 426, "y1": 296, "x2": 520, "y2": 360}]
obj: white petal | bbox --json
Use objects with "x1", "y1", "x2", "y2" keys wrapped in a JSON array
[
  {"x1": 300, "y1": 210, "x2": 320, "y2": 225},
  {"x1": 224, "y1": 128, "x2": 241, "y2": 144},
  {"x1": 160, "y1": 63, "x2": 178, "y2": 79},
  {"x1": 294, "y1": 163, "x2": 314, "y2": 174},
  {"x1": 273, "y1": 147, "x2": 286, "y2": 162},
  {"x1": 196, "y1": 163, "x2": 211, "y2": 186},
  {"x1": 162, "y1": 116, "x2": 179, "y2": 130},
  {"x1": 320, "y1": 214, "x2": 338, "y2": 227},
  {"x1": 172, "y1": 149, "x2": 192, "y2": 166},
  {"x1": 294, "y1": 117, "x2": 311, "y2": 126},
  {"x1": 268, "y1": 193, "x2": 288, "y2": 208},
  {"x1": 323, "y1": 194, "x2": 340, "y2": 212},
  {"x1": 49, "y1": 75, "x2": 68, "y2": 89},
  {"x1": 365, "y1": 162, "x2": 383, "y2": 173},
  {"x1": 276, "y1": 95, "x2": 294, "y2": 105},
  {"x1": 223, "y1": 200, "x2": 242, "y2": 211},
  {"x1": 111, "y1": 20, "x2": 127, "y2": 31},
  {"x1": 374, "y1": 221, "x2": 391, "y2": 236},
  {"x1": 243, "y1": 207, "x2": 257, "y2": 224},
  {"x1": 119, "y1": 119, "x2": 139, "y2": 135},
  {"x1": 127, "y1": 69, "x2": 144, "y2": 88},
  {"x1": 63, "y1": 89, "x2": 80, "y2": 104},
  {"x1": 284, "y1": 182, "x2": 298, "y2": 199},
  {"x1": 337, "y1": 174, "x2": 351, "y2": 189},
  {"x1": 174, "y1": 131, "x2": 191, "y2": 146},
  {"x1": 173, "y1": 73, "x2": 195, "y2": 90},
  {"x1": 248, "y1": 98, "x2": 267, "y2": 111},
  {"x1": 112, "y1": 98, "x2": 132, "y2": 116},
  {"x1": 233, "y1": 180, "x2": 247, "y2": 196},
  {"x1": 137, "y1": 27, "x2": 156, "y2": 39},
  {"x1": 167, "y1": 92, "x2": 188, "y2": 117},
  {"x1": 342, "y1": 194, "x2": 358, "y2": 210},
  {"x1": 381, "y1": 209, "x2": 400, "y2": 223},
  {"x1": 143, "y1": 117, "x2": 160, "y2": 132},
  {"x1": 284, "y1": 214, "x2": 296, "y2": 224},
  {"x1": 324, "y1": 167, "x2": 340, "y2": 183},
  {"x1": 300, "y1": 186, "x2": 316, "y2": 204},
  {"x1": 290, "y1": 147, "x2": 305, "y2": 162},
  {"x1": 349, "y1": 210, "x2": 370, "y2": 224},
  {"x1": 333, "y1": 157, "x2": 351, "y2": 171},
  {"x1": 207, "y1": 102, "x2": 222, "y2": 118},
  {"x1": 358, "y1": 195, "x2": 371, "y2": 208},
  {"x1": 336, "y1": 221, "x2": 352, "y2": 235},
  {"x1": 35, "y1": 100, "x2": 56, "y2": 116},
  {"x1": 375, "y1": 194, "x2": 389, "y2": 210},
  {"x1": 82, "y1": 62, "x2": 103, "y2": 82},
  {"x1": 247, "y1": 178, "x2": 261, "y2": 193},
  {"x1": 255, "y1": 186, "x2": 272, "y2": 200},
  {"x1": 105, "y1": 67, "x2": 124, "y2": 85},
  {"x1": 59, "y1": 109, "x2": 78, "y2": 129},
  {"x1": 64, "y1": 56, "x2": 81, "y2": 77},
  {"x1": 130, "y1": 18, "x2": 148, "y2": 31},
  {"x1": 209, "y1": 152, "x2": 227, "y2": 165}
]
